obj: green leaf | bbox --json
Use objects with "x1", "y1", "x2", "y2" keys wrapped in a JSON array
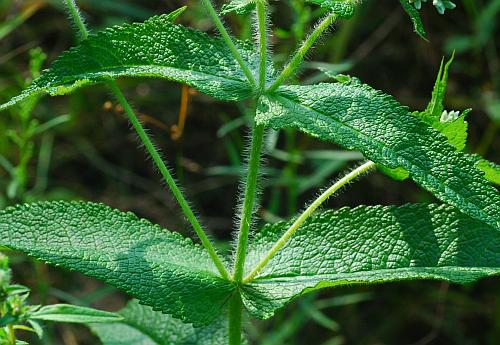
[
  {"x1": 376, "y1": 165, "x2": 409, "y2": 181},
  {"x1": 90, "y1": 300, "x2": 238, "y2": 345},
  {"x1": 306, "y1": 0, "x2": 356, "y2": 18},
  {"x1": 477, "y1": 159, "x2": 500, "y2": 186},
  {"x1": 220, "y1": 0, "x2": 358, "y2": 19},
  {"x1": 30, "y1": 304, "x2": 123, "y2": 323},
  {"x1": 0, "y1": 201, "x2": 235, "y2": 326},
  {"x1": 0, "y1": 11, "x2": 260, "y2": 111},
  {"x1": 221, "y1": 0, "x2": 256, "y2": 15},
  {"x1": 27, "y1": 320, "x2": 44, "y2": 339},
  {"x1": 242, "y1": 204, "x2": 500, "y2": 319},
  {"x1": 399, "y1": 0, "x2": 427, "y2": 39},
  {"x1": 256, "y1": 82, "x2": 500, "y2": 230},
  {"x1": 398, "y1": 0, "x2": 457, "y2": 40},
  {"x1": 415, "y1": 54, "x2": 470, "y2": 152}
]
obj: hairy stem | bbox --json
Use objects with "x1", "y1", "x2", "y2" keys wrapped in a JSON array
[
  {"x1": 7, "y1": 324, "x2": 16, "y2": 345},
  {"x1": 233, "y1": 124, "x2": 265, "y2": 282},
  {"x1": 109, "y1": 82, "x2": 229, "y2": 279},
  {"x1": 256, "y1": 1, "x2": 267, "y2": 91},
  {"x1": 244, "y1": 161, "x2": 376, "y2": 283},
  {"x1": 63, "y1": 0, "x2": 230, "y2": 279},
  {"x1": 268, "y1": 13, "x2": 337, "y2": 92},
  {"x1": 200, "y1": 0, "x2": 257, "y2": 89},
  {"x1": 228, "y1": 292, "x2": 243, "y2": 345},
  {"x1": 63, "y1": 0, "x2": 88, "y2": 41}
]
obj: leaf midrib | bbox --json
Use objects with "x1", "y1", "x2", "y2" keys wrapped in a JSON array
[
  {"x1": 44, "y1": 64, "x2": 250, "y2": 86},
  {"x1": 3, "y1": 243, "x2": 223, "y2": 281},
  {"x1": 249, "y1": 265, "x2": 500, "y2": 284},
  {"x1": 270, "y1": 91, "x2": 493, "y2": 229}
]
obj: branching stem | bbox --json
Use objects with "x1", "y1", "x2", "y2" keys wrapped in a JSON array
[
  {"x1": 268, "y1": 13, "x2": 337, "y2": 92},
  {"x1": 200, "y1": 0, "x2": 257, "y2": 89},
  {"x1": 243, "y1": 161, "x2": 376, "y2": 283},
  {"x1": 63, "y1": 0, "x2": 230, "y2": 280}
]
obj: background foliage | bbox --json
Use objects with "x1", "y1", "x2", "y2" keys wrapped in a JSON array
[{"x1": 0, "y1": 0, "x2": 499, "y2": 344}]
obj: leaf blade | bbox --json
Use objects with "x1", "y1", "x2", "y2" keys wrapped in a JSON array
[
  {"x1": 415, "y1": 54, "x2": 470, "y2": 152},
  {"x1": 0, "y1": 13, "x2": 259, "y2": 111},
  {"x1": 31, "y1": 304, "x2": 123, "y2": 323},
  {"x1": 221, "y1": 0, "x2": 256, "y2": 15},
  {"x1": 90, "y1": 300, "x2": 237, "y2": 345},
  {"x1": 399, "y1": 0, "x2": 427, "y2": 39},
  {"x1": 0, "y1": 201, "x2": 234, "y2": 326},
  {"x1": 477, "y1": 159, "x2": 500, "y2": 185},
  {"x1": 306, "y1": 0, "x2": 356, "y2": 18},
  {"x1": 242, "y1": 204, "x2": 500, "y2": 319},
  {"x1": 256, "y1": 83, "x2": 500, "y2": 230}
]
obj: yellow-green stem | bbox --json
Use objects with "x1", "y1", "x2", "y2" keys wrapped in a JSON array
[
  {"x1": 268, "y1": 13, "x2": 337, "y2": 92},
  {"x1": 7, "y1": 324, "x2": 16, "y2": 345},
  {"x1": 244, "y1": 161, "x2": 376, "y2": 283}
]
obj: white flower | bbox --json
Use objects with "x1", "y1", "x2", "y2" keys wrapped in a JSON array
[{"x1": 440, "y1": 110, "x2": 460, "y2": 123}]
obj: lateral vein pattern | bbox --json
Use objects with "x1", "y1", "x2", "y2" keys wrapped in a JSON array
[
  {"x1": 242, "y1": 204, "x2": 500, "y2": 319},
  {"x1": 256, "y1": 83, "x2": 500, "y2": 230}
]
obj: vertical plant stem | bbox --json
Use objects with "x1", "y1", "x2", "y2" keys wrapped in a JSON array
[
  {"x1": 228, "y1": 292, "x2": 243, "y2": 345},
  {"x1": 244, "y1": 161, "x2": 376, "y2": 283},
  {"x1": 62, "y1": 0, "x2": 230, "y2": 279},
  {"x1": 7, "y1": 324, "x2": 16, "y2": 345},
  {"x1": 268, "y1": 13, "x2": 337, "y2": 92},
  {"x1": 233, "y1": 124, "x2": 265, "y2": 282},
  {"x1": 109, "y1": 82, "x2": 229, "y2": 280},
  {"x1": 200, "y1": 0, "x2": 257, "y2": 88},
  {"x1": 63, "y1": 0, "x2": 88, "y2": 41},
  {"x1": 256, "y1": 1, "x2": 267, "y2": 91}
]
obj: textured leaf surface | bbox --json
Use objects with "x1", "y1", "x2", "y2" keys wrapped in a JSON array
[
  {"x1": 415, "y1": 54, "x2": 470, "y2": 152},
  {"x1": 221, "y1": 0, "x2": 255, "y2": 15},
  {"x1": 306, "y1": 0, "x2": 356, "y2": 18},
  {"x1": 389, "y1": 56, "x2": 499, "y2": 188},
  {"x1": 477, "y1": 159, "x2": 500, "y2": 186},
  {"x1": 90, "y1": 300, "x2": 234, "y2": 345},
  {"x1": 256, "y1": 83, "x2": 500, "y2": 230},
  {"x1": 399, "y1": 0, "x2": 427, "y2": 39},
  {"x1": 0, "y1": 13, "x2": 261, "y2": 111},
  {"x1": 383, "y1": 55, "x2": 468, "y2": 182},
  {"x1": 242, "y1": 204, "x2": 500, "y2": 319},
  {"x1": 0, "y1": 202, "x2": 234, "y2": 326}
]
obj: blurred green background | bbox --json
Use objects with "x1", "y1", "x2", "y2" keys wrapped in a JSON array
[{"x1": 0, "y1": 0, "x2": 499, "y2": 344}]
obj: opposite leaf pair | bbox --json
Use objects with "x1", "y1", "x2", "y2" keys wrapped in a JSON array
[{"x1": 0, "y1": 2, "x2": 499, "y2": 345}]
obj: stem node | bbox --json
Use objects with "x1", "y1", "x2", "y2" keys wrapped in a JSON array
[{"x1": 244, "y1": 161, "x2": 376, "y2": 283}]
